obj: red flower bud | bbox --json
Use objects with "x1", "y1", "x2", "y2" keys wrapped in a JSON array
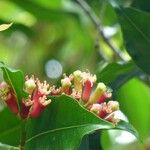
[
  {"x1": 82, "y1": 80, "x2": 93, "y2": 102},
  {"x1": 97, "y1": 92, "x2": 112, "y2": 104},
  {"x1": 20, "y1": 99, "x2": 33, "y2": 119},
  {"x1": 5, "y1": 93, "x2": 19, "y2": 114},
  {"x1": 30, "y1": 96, "x2": 51, "y2": 118},
  {"x1": 98, "y1": 103, "x2": 108, "y2": 118}
]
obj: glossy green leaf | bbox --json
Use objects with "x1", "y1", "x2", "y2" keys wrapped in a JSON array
[
  {"x1": 97, "y1": 62, "x2": 140, "y2": 90},
  {"x1": 116, "y1": 7, "x2": 150, "y2": 74},
  {"x1": 0, "y1": 63, "x2": 28, "y2": 107},
  {"x1": 25, "y1": 95, "x2": 138, "y2": 150},
  {"x1": 0, "y1": 23, "x2": 12, "y2": 31},
  {"x1": 132, "y1": 0, "x2": 150, "y2": 13},
  {"x1": 116, "y1": 78, "x2": 150, "y2": 140},
  {"x1": 0, "y1": 108, "x2": 20, "y2": 146}
]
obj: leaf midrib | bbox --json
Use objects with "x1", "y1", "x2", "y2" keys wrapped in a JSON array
[
  {"x1": 2, "y1": 67, "x2": 20, "y2": 110},
  {"x1": 26, "y1": 123, "x2": 112, "y2": 143}
]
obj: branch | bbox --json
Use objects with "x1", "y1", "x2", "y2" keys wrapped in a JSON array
[
  {"x1": 76, "y1": 0, "x2": 125, "y2": 61},
  {"x1": 20, "y1": 120, "x2": 26, "y2": 150}
]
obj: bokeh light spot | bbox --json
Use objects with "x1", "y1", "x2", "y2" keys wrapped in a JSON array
[{"x1": 45, "y1": 59, "x2": 63, "y2": 79}]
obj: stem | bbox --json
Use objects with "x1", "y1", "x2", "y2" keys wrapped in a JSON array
[
  {"x1": 20, "y1": 120, "x2": 26, "y2": 150},
  {"x1": 95, "y1": 32, "x2": 107, "y2": 61},
  {"x1": 76, "y1": 0, "x2": 125, "y2": 61}
]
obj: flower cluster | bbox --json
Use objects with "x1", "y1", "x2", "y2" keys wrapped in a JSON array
[
  {"x1": 0, "y1": 76, "x2": 51, "y2": 119},
  {"x1": 58, "y1": 70, "x2": 120, "y2": 124},
  {"x1": 0, "y1": 70, "x2": 120, "y2": 124}
]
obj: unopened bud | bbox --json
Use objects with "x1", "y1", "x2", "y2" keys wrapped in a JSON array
[
  {"x1": 89, "y1": 82, "x2": 106, "y2": 104},
  {"x1": 70, "y1": 89, "x2": 81, "y2": 100},
  {"x1": 107, "y1": 101, "x2": 119, "y2": 113},
  {"x1": 104, "y1": 112, "x2": 120, "y2": 124},
  {"x1": 73, "y1": 70, "x2": 82, "y2": 93},
  {"x1": 97, "y1": 92, "x2": 112, "y2": 104},
  {"x1": 0, "y1": 82, "x2": 9, "y2": 99},
  {"x1": 5, "y1": 93, "x2": 19, "y2": 114},
  {"x1": 20, "y1": 99, "x2": 33, "y2": 119},
  {"x1": 82, "y1": 80, "x2": 93, "y2": 102},
  {"x1": 30, "y1": 96, "x2": 51, "y2": 118},
  {"x1": 90, "y1": 104, "x2": 102, "y2": 115},
  {"x1": 61, "y1": 76, "x2": 72, "y2": 94},
  {"x1": 25, "y1": 79, "x2": 36, "y2": 94}
]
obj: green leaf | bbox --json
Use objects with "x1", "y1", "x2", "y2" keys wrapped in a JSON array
[
  {"x1": 0, "y1": 108, "x2": 20, "y2": 146},
  {"x1": 0, "y1": 63, "x2": 28, "y2": 107},
  {"x1": 97, "y1": 62, "x2": 140, "y2": 90},
  {"x1": 116, "y1": 78, "x2": 150, "y2": 140},
  {"x1": 132, "y1": 0, "x2": 150, "y2": 13},
  {"x1": 25, "y1": 95, "x2": 138, "y2": 150},
  {"x1": 0, "y1": 23, "x2": 12, "y2": 31},
  {"x1": 116, "y1": 7, "x2": 150, "y2": 74}
]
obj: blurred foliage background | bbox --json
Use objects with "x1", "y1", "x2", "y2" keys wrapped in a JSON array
[{"x1": 0, "y1": 0, "x2": 150, "y2": 150}]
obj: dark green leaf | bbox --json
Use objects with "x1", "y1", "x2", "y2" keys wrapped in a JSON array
[
  {"x1": 97, "y1": 62, "x2": 140, "y2": 90},
  {"x1": 132, "y1": 0, "x2": 150, "y2": 13},
  {"x1": 0, "y1": 63, "x2": 28, "y2": 107},
  {"x1": 0, "y1": 108, "x2": 20, "y2": 146},
  {"x1": 116, "y1": 7, "x2": 150, "y2": 74},
  {"x1": 25, "y1": 95, "x2": 138, "y2": 150}
]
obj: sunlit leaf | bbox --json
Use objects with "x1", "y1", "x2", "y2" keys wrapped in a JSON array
[
  {"x1": 0, "y1": 62, "x2": 28, "y2": 108},
  {"x1": 0, "y1": 23, "x2": 12, "y2": 31},
  {"x1": 25, "y1": 95, "x2": 138, "y2": 150},
  {"x1": 116, "y1": 78, "x2": 150, "y2": 140}
]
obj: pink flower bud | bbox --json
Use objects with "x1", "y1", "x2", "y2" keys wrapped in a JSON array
[
  {"x1": 98, "y1": 103, "x2": 108, "y2": 118},
  {"x1": 30, "y1": 96, "x2": 51, "y2": 118},
  {"x1": 70, "y1": 89, "x2": 81, "y2": 100},
  {"x1": 90, "y1": 104, "x2": 102, "y2": 115},
  {"x1": 50, "y1": 86, "x2": 61, "y2": 95},
  {"x1": 30, "y1": 80, "x2": 51, "y2": 118},
  {"x1": 82, "y1": 80, "x2": 93, "y2": 102},
  {"x1": 36, "y1": 80, "x2": 50, "y2": 96}
]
